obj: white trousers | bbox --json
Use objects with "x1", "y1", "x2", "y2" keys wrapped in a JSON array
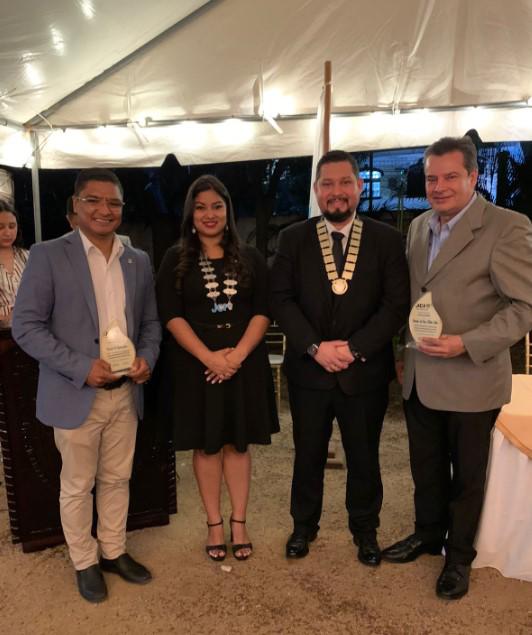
[{"x1": 54, "y1": 383, "x2": 137, "y2": 570}]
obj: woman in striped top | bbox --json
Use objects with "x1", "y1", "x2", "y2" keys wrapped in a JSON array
[{"x1": 0, "y1": 200, "x2": 28, "y2": 327}]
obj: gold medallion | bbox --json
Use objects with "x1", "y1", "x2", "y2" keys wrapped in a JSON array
[{"x1": 332, "y1": 278, "x2": 348, "y2": 295}]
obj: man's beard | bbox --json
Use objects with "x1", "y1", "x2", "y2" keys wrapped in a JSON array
[{"x1": 321, "y1": 208, "x2": 354, "y2": 224}]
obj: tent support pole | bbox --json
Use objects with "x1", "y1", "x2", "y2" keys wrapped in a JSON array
[
  {"x1": 30, "y1": 130, "x2": 42, "y2": 243},
  {"x1": 323, "y1": 61, "x2": 332, "y2": 153}
]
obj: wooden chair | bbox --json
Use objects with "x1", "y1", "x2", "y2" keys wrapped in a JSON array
[{"x1": 265, "y1": 324, "x2": 286, "y2": 410}]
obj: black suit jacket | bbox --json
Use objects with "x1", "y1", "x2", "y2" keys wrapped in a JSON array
[{"x1": 270, "y1": 215, "x2": 410, "y2": 395}]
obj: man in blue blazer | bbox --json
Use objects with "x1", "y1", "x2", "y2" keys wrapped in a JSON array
[{"x1": 13, "y1": 168, "x2": 161, "y2": 603}]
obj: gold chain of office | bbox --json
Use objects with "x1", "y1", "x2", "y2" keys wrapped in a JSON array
[{"x1": 316, "y1": 217, "x2": 363, "y2": 295}]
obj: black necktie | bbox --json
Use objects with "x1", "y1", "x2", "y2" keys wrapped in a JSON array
[{"x1": 331, "y1": 231, "x2": 344, "y2": 274}]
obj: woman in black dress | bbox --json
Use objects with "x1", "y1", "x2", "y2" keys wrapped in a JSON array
[{"x1": 156, "y1": 175, "x2": 279, "y2": 561}]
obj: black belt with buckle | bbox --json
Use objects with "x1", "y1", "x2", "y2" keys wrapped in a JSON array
[
  {"x1": 102, "y1": 376, "x2": 130, "y2": 390},
  {"x1": 190, "y1": 320, "x2": 246, "y2": 331}
]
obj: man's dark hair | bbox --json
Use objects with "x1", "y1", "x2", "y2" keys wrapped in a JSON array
[
  {"x1": 73, "y1": 168, "x2": 124, "y2": 198},
  {"x1": 316, "y1": 150, "x2": 359, "y2": 180},
  {"x1": 424, "y1": 136, "x2": 478, "y2": 174}
]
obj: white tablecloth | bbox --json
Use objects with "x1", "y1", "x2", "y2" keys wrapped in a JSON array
[{"x1": 473, "y1": 427, "x2": 532, "y2": 581}]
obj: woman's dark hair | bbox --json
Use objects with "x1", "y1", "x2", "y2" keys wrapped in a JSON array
[
  {"x1": 174, "y1": 175, "x2": 250, "y2": 288},
  {"x1": 0, "y1": 198, "x2": 23, "y2": 247}
]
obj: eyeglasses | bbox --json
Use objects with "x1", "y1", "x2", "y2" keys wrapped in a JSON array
[{"x1": 75, "y1": 196, "x2": 125, "y2": 211}]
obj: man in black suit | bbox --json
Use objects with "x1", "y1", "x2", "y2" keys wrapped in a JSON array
[{"x1": 270, "y1": 150, "x2": 409, "y2": 565}]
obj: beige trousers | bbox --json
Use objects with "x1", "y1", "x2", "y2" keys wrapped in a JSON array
[{"x1": 53, "y1": 383, "x2": 137, "y2": 570}]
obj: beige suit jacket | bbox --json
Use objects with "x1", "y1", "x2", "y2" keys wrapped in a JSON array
[{"x1": 403, "y1": 195, "x2": 532, "y2": 412}]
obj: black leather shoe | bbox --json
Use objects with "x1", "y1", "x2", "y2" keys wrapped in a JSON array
[
  {"x1": 354, "y1": 535, "x2": 381, "y2": 567},
  {"x1": 286, "y1": 531, "x2": 318, "y2": 558},
  {"x1": 436, "y1": 563, "x2": 470, "y2": 600},
  {"x1": 100, "y1": 553, "x2": 152, "y2": 584},
  {"x1": 76, "y1": 564, "x2": 107, "y2": 603},
  {"x1": 381, "y1": 534, "x2": 442, "y2": 563}
]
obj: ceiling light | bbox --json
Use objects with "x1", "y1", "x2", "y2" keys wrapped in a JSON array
[
  {"x1": 215, "y1": 119, "x2": 253, "y2": 145},
  {"x1": 80, "y1": 0, "x2": 95, "y2": 20},
  {"x1": 51, "y1": 28, "x2": 65, "y2": 55}
]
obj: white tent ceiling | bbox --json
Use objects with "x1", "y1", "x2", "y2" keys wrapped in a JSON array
[{"x1": 1, "y1": 0, "x2": 532, "y2": 168}]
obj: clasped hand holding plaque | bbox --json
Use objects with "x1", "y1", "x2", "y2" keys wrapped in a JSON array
[
  {"x1": 406, "y1": 291, "x2": 443, "y2": 349},
  {"x1": 100, "y1": 320, "x2": 136, "y2": 375}
]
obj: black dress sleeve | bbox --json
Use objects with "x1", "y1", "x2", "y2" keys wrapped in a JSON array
[{"x1": 156, "y1": 246, "x2": 185, "y2": 326}]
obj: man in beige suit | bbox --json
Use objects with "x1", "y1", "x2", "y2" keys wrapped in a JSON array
[{"x1": 382, "y1": 136, "x2": 532, "y2": 599}]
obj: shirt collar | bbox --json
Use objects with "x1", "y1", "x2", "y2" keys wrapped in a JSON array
[
  {"x1": 79, "y1": 229, "x2": 124, "y2": 261},
  {"x1": 428, "y1": 193, "x2": 477, "y2": 235},
  {"x1": 322, "y1": 214, "x2": 356, "y2": 239}
]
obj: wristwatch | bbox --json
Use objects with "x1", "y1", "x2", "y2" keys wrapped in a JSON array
[
  {"x1": 307, "y1": 343, "x2": 320, "y2": 357},
  {"x1": 348, "y1": 343, "x2": 365, "y2": 362}
]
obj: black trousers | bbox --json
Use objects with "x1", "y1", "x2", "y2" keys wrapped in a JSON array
[
  {"x1": 288, "y1": 381, "x2": 388, "y2": 538},
  {"x1": 404, "y1": 383, "x2": 498, "y2": 565}
]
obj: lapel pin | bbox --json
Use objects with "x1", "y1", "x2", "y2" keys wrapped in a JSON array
[{"x1": 127, "y1": 258, "x2": 133, "y2": 264}]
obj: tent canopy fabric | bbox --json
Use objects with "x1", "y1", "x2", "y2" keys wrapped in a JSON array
[{"x1": 1, "y1": 0, "x2": 532, "y2": 168}]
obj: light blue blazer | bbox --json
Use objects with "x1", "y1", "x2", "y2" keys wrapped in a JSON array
[{"x1": 12, "y1": 231, "x2": 161, "y2": 429}]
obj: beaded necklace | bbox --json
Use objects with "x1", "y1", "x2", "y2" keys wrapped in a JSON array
[{"x1": 199, "y1": 253, "x2": 238, "y2": 313}]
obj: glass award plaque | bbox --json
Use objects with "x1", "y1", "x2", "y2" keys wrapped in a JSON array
[
  {"x1": 100, "y1": 321, "x2": 135, "y2": 375},
  {"x1": 407, "y1": 291, "x2": 443, "y2": 347}
]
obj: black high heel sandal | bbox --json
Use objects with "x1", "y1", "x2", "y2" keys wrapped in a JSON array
[
  {"x1": 206, "y1": 519, "x2": 227, "y2": 561},
  {"x1": 230, "y1": 517, "x2": 253, "y2": 561}
]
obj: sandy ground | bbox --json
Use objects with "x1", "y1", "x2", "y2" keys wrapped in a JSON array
[{"x1": 0, "y1": 381, "x2": 531, "y2": 635}]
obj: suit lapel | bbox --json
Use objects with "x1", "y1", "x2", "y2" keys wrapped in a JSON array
[
  {"x1": 412, "y1": 215, "x2": 431, "y2": 283},
  {"x1": 424, "y1": 196, "x2": 485, "y2": 285},
  {"x1": 307, "y1": 218, "x2": 334, "y2": 309},
  {"x1": 120, "y1": 248, "x2": 136, "y2": 339},
  {"x1": 333, "y1": 216, "x2": 364, "y2": 310},
  {"x1": 64, "y1": 232, "x2": 99, "y2": 330}
]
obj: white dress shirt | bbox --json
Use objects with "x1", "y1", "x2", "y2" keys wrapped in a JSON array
[
  {"x1": 428, "y1": 193, "x2": 477, "y2": 269},
  {"x1": 79, "y1": 230, "x2": 127, "y2": 339},
  {"x1": 323, "y1": 215, "x2": 356, "y2": 253}
]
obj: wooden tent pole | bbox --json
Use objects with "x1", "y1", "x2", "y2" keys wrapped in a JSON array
[
  {"x1": 323, "y1": 61, "x2": 332, "y2": 153},
  {"x1": 322, "y1": 61, "x2": 344, "y2": 470}
]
